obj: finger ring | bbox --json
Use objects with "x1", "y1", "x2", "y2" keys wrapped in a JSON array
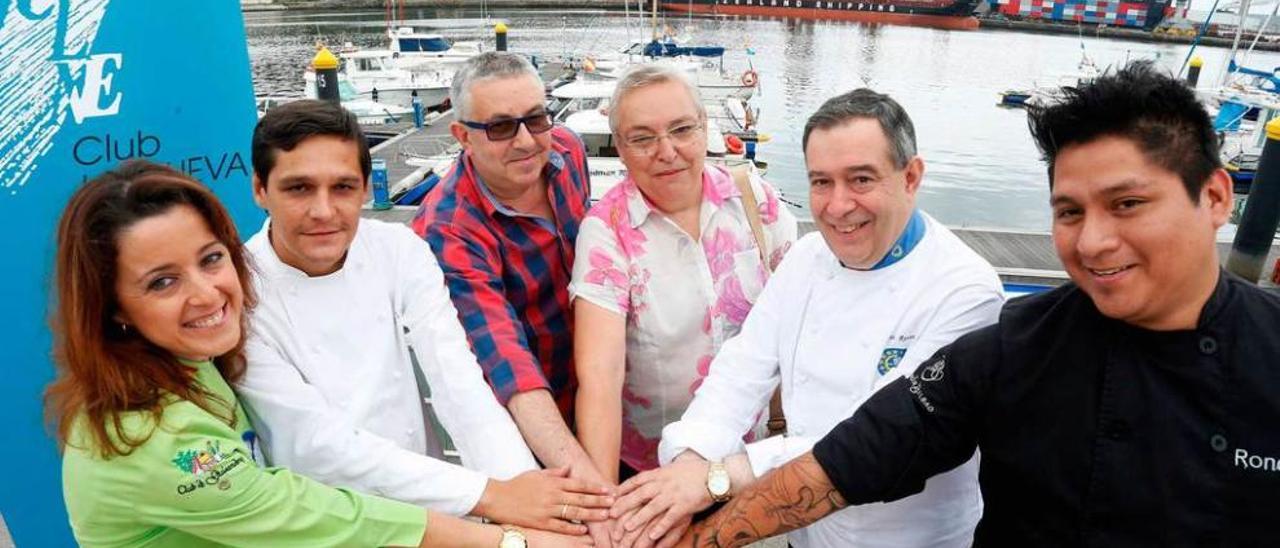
[{"x1": 559, "y1": 503, "x2": 569, "y2": 519}]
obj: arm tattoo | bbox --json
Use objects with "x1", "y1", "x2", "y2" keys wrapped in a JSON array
[{"x1": 686, "y1": 452, "x2": 848, "y2": 547}]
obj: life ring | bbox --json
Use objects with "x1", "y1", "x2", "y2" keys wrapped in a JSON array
[
  {"x1": 741, "y1": 69, "x2": 759, "y2": 87},
  {"x1": 724, "y1": 134, "x2": 745, "y2": 155},
  {"x1": 583, "y1": 57, "x2": 597, "y2": 73}
]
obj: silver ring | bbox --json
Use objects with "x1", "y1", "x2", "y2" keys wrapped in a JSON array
[{"x1": 559, "y1": 503, "x2": 569, "y2": 519}]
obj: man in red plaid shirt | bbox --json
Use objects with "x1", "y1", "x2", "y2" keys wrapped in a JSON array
[{"x1": 413, "y1": 52, "x2": 618, "y2": 545}]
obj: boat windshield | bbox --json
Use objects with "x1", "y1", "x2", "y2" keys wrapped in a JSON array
[
  {"x1": 339, "y1": 80, "x2": 359, "y2": 101},
  {"x1": 354, "y1": 57, "x2": 385, "y2": 72},
  {"x1": 398, "y1": 37, "x2": 452, "y2": 52}
]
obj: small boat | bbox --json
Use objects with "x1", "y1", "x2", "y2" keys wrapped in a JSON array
[
  {"x1": 262, "y1": 88, "x2": 414, "y2": 127},
  {"x1": 998, "y1": 90, "x2": 1033, "y2": 107},
  {"x1": 305, "y1": 49, "x2": 452, "y2": 109},
  {"x1": 574, "y1": 40, "x2": 758, "y2": 101},
  {"x1": 386, "y1": 27, "x2": 483, "y2": 71}
]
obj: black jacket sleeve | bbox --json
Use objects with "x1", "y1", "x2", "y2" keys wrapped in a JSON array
[{"x1": 812, "y1": 324, "x2": 999, "y2": 505}]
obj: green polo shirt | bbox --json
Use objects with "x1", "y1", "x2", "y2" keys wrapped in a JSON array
[{"x1": 62, "y1": 359, "x2": 427, "y2": 547}]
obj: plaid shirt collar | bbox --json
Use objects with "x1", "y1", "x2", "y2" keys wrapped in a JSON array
[{"x1": 460, "y1": 142, "x2": 569, "y2": 219}]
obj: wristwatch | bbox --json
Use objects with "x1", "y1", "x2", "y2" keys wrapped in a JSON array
[
  {"x1": 498, "y1": 525, "x2": 527, "y2": 548},
  {"x1": 706, "y1": 461, "x2": 731, "y2": 502}
]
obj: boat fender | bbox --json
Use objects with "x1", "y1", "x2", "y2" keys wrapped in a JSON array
[
  {"x1": 584, "y1": 57, "x2": 597, "y2": 73},
  {"x1": 725, "y1": 134, "x2": 745, "y2": 155},
  {"x1": 741, "y1": 69, "x2": 759, "y2": 87}
]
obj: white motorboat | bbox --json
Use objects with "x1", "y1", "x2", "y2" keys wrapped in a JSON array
[
  {"x1": 575, "y1": 41, "x2": 758, "y2": 102},
  {"x1": 306, "y1": 49, "x2": 452, "y2": 109},
  {"x1": 386, "y1": 27, "x2": 482, "y2": 71},
  {"x1": 265, "y1": 83, "x2": 414, "y2": 126}
]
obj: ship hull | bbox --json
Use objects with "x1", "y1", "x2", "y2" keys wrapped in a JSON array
[{"x1": 663, "y1": 0, "x2": 981, "y2": 30}]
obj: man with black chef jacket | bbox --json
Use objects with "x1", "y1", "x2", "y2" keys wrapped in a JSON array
[{"x1": 675, "y1": 60, "x2": 1280, "y2": 547}]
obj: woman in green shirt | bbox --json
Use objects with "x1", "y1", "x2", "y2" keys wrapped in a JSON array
[{"x1": 46, "y1": 160, "x2": 586, "y2": 548}]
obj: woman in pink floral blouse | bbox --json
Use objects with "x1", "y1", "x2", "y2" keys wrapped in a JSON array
[{"x1": 570, "y1": 64, "x2": 797, "y2": 483}]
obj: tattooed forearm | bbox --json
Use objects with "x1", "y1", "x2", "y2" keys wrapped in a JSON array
[{"x1": 682, "y1": 452, "x2": 848, "y2": 547}]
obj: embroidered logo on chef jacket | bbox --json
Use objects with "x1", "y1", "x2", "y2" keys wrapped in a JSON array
[
  {"x1": 877, "y1": 348, "x2": 907, "y2": 375},
  {"x1": 907, "y1": 356, "x2": 945, "y2": 413},
  {"x1": 920, "y1": 359, "x2": 945, "y2": 382}
]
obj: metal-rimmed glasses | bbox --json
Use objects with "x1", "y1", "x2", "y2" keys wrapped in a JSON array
[
  {"x1": 621, "y1": 122, "x2": 705, "y2": 155},
  {"x1": 460, "y1": 112, "x2": 554, "y2": 141}
]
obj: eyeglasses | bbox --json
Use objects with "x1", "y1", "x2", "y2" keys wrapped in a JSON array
[
  {"x1": 460, "y1": 113, "x2": 554, "y2": 141},
  {"x1": 622, "y1": 123, "x2": 704, "y2": 155}
]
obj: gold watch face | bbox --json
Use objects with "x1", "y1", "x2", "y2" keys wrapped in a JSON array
[{"x1": 708, "y1": 466, "x2": 731, "y2": 497}]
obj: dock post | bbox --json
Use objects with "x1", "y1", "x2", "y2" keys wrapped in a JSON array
[
  {"x1": 412, "y1": 92, "x2": 424, "y2": 128},
  {"x1": 312, "y1": 47, "x2": 341, "y2": 105},
  {"x1": 1187, "y1": 56, "x2": 1204, "y2": 88},
  {"x1": 495, "y1": 22, "x2": 508, "y2": 52},
  {"x1": 1228, "y1": 117, "x2": 1280, "y2": 282}
]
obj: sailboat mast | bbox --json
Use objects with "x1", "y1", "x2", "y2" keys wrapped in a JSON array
[{"x1": 1228, "y1": 0, "x2": 1254, "y2": 68}]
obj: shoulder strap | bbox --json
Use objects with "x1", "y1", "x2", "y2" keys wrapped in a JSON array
[
  {"x1": 730, "y1": 166, "x2": 770, "y2": 270},
  {"x1": 730, "y1": 166, "x2": 787, "y2": 437}
]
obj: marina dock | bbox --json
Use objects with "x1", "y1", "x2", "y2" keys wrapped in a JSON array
[
  {"x1": 364, "y1": 202, "x2": 1280, "y2": 287},
  {"x1": 361, "y1": 53, "x2": 1280, "y2": 289},
  {"x1": 369, "y1": 114, "x2": 458, "y2": 195}
]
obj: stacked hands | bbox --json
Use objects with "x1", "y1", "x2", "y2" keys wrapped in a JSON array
[
  {"x1": 608, "y1": 459, "x2": 712, "y2": 548},
  {"x1": 481, "y1": 460, "x2": 714, "y2": 547},
  {"x1": 475, "y1": 467, "x2": 613, "y2": 545}
]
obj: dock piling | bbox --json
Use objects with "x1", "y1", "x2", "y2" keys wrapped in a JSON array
[
  {"x1": 312, "y1": 47, "x2": 340, "y2": 105},
  {"x1": 1187, "y1": 56, "x2": 1204, "y2": 88},
  {"x1": 1228, "y1": 118, "x2": 1280, "y2": 282},
  {"x1": 412, "y1": 92, "x2": 423, "y2": 128},
  {"x1": 495, "y1": 22, "x2": 508, "y2": 51}
]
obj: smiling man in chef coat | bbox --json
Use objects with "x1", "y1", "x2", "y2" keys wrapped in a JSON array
[
  {"x1": 232, "y1": 99, "x2": 613, "y2": 538},
  {"x1": 604, "y1": 88, "x2": 1005, "y2": 548}
]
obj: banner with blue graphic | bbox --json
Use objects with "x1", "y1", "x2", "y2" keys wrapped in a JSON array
[{"x1": 0, "y1": 3, "x2": 263, "y2": 545}]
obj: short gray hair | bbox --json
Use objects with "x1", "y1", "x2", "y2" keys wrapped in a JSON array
[
  {"x1": 802, "y1": 89, "x2": 917, "y2": 169},
  {"x1": 608, "y1": 63, "x2": 706, "y2": 134},
  {"x1": 450, "y1": 51, "x2": 541, "y2": 120}
]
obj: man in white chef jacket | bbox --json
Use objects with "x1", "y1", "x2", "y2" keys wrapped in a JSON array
[
  {"x1": 234, "y1": 100, "x2": 613, "y2": 535},
  {"x1": 605, "y1": 90, "x2": 1006, "y2": 547}
]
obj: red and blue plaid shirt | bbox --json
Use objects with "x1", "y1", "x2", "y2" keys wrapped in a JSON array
[{"x1": 412, "y1": 126, "x2": 590, "y2": 422}]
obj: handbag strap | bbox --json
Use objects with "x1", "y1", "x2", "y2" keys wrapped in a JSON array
[
  {"x1": 729, "y1": 166, "x2": 788, "y2": 437},
  {"x1": 730, "y1": 166, "x2": 769, "y2": 268}
]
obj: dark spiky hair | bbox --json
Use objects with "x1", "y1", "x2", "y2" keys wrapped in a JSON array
[
  {"x1": 251, "y1": 99, "x2": 370, "y2": 187},
  {"x1": 1027, "y1": 60, "x2": 1221, "y2": 202}
]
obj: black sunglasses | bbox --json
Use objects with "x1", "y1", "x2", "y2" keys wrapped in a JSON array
[{"x1": 460, "y1": 113, "x2": 554, "y2": 141}]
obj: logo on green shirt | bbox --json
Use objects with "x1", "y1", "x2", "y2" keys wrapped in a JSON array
[
  {"x1": 171, "y1": 440, "x2": 245, "y2": 495},
  {"x1": 171, "y1": 440, "x2": 227, "y2": 478}
]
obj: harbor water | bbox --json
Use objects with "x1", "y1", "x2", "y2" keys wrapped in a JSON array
[{"x1": 246, "y1": 8, "x2": 1280, "y2": 231}]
